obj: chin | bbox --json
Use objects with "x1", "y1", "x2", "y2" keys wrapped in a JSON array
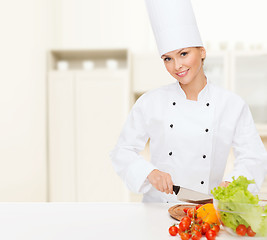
[{"x1": 178, "y1": 79, "x2": 191, "y2": 86}]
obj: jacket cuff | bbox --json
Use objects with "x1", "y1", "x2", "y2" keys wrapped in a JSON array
[{"x1": 125, "y1": 160, "x2": 158, "y2": 194}]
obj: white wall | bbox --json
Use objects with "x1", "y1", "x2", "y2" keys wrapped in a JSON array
[
  {"x1": 0, "y1": 0, "x2": 48, "y2": 201},
  {"x1": 50, "y1": 0, "x2": 130, "y2": 49},
  {"x1": 192, "y1": 0, "x2": 267, "y2": 49},
  {"x1": 49, "y1": 0, "x2": 267, "y2": 51}
]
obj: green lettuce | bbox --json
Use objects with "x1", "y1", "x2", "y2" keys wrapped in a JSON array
[{"x1": 211, "y1": 176, "x2": 266, "y2": 237}]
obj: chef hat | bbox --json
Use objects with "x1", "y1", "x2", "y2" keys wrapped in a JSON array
[{"x1": 145, "y1": 0, "x2": 203, "y2": 57}]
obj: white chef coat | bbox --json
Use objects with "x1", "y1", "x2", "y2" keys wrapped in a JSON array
[{"x1": 110, "y1": 80, "x2": 267, "y2": 202}]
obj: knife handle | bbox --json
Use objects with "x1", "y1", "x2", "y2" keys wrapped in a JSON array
[{"x1": 173, "y1": 185, "x2": 180, "y2": 195}]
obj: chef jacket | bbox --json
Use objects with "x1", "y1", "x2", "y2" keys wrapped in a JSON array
[{"x1": 110, "y1": 80, "x2": 267, "y2": 202}]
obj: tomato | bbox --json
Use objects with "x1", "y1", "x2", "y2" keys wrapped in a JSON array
[
  {"x1": 210, "y1": 224, "x2": 220, "y2": 234},
  {"x1": 195, "y1": 204, "x2": 203, "y2": 210},
  {"x1": 187, "y1": 208, "x2": 197, "y2": 219},
  {"x1": 181, "y1": 216, "x2": 191, "y2": 225},
  {"x1": 183, "y1": 207, "x2": 189, "y2": 214},
  {"x1": 180, "y1": 232, "x2": 191, "y2": 240},
  {"x1": 179, "y1": 220, "x2": 190, "y2": 231},
  {"x1": 247, "y1": 226, "x2": 256, "y2": 237},
  {"x1": 191, "y1": 230, "x2": 202, "y2": 240},
  {"x1": 192, "y1": 224, "x2": 202, "y2": 233},
  {"x1": 202, "y1": 222, "x2": 211, "y2": 235},
  {"x1": 236, "y1": 224, "x2": 247, "y2": 236},
  {"x1": 195, "y1": 217, "x2": 203, "y2": 225},
  {"x1": 169, "y1": 225, "x2": 178, "y2": 236},
  {"x1": 205, "y1": 230, "x2": 217, "y2": 240}
]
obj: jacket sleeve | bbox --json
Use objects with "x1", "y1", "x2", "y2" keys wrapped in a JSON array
[
  {"x1": 110, "y1": 96, "x2": 157, "y2": 194},
  {"x1": 223, "y1": 103, "x2": 267, "y2": 192}
]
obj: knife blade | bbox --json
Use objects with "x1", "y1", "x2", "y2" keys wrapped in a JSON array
[{"x1": 173, "y1": 185, "x2": 213, "y2": 204}]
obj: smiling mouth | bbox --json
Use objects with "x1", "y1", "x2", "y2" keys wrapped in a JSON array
[{"x1": 176, "y1": 69, "x2": 189, "y2": 77}]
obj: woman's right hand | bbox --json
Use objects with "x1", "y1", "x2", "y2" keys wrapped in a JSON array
[{"x1": 147, "y1": 169, "x2": 173, "y2": 194}]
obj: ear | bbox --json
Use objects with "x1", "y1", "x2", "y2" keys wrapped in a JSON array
[{"x1": 200, "y1": 47, "x2": 206, "y2": 59}]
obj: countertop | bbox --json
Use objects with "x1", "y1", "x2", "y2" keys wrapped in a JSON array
[{"x1": 0, "y1": 203, "x2": 262, "y2": 240}]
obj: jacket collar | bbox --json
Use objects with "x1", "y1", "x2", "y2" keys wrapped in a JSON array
[{"x1": 175, "y1": 78, "x2": 209, "y2": 102}]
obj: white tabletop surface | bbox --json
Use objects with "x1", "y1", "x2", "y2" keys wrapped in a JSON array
[{"x1": 0, "y1": 203, "x2": 263, "y2": 240}]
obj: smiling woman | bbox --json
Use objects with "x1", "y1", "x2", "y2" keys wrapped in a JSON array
[
  {"x1": 161, "y1": 47, "x2": 206, "y2": 101},
  {"x1": 110, "y1": 0, "x2": 267, "y2": 203}
]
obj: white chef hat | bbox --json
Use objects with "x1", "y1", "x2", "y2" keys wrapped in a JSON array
[{"x1": 145, "y1": 0, "x2": 203, "y2": 57}]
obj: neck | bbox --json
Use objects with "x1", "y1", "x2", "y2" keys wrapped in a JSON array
[{"x1": 179, "y1": 70, "x2": 207, "y2": 101}]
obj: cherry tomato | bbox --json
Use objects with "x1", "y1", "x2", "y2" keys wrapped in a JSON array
[
  {"x1": 202, "y1": 222, "x2": 211, "y2": 235},
  {"x1": 236, "y1": 224, "x2": 247, "y2": 236},
  {"x1": 187, "y1": 208, "x2": 197, "y2": 219},
  {"x1": 195, "y1": 217, "x2": 203, "y2": 225},
  {"x1": 181, "y1": 216, "x2": 191, "y2": 225},
  {"x1": 247, "y1": 226, "x2": 256, "y2": 237},
  {"x1": 191, "y1": 230, "x2": 202, "y2": 240},
  {"x1": 179, "y1": 220, "x2": 190, "y2": 231},
  {"x1": 205, "y1": 229, "x2": 217, "y2": 240},
  {"x1": 188, "y1": 232, "x2": 192, "y2": 238},
  {"x1": 195, "y1": 204, "x2": 203, "y2": 210},
  {"x1": 183, "y1": 207, "x2": 189, "y2": 214},
  {"x1": 180, "y1": 232, "x2": 191, "y2": 240},
  {"x1": 210, "y1": 224, "x2": 220, "y2": 234},
  {"x1": 192, "y1": 224, "x2": 202, "y2": 233},
  {"x1": 168, "y1": 225, "x2": 178, "y2": 236}
]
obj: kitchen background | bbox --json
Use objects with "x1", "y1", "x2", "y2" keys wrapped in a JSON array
[{"x1": 0, "y1": 0, "x2": 267, "y2": 202}]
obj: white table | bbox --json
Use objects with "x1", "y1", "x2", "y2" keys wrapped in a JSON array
[{"x1": 0, "y1": 203, "x2": 260, "y2": 240}]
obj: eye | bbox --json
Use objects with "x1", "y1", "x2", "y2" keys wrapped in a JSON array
[
  {"x1": 181, "y1": 52, "x2": 188, "y2": 57},
  {"x1": 163, "y1": 57, "x2": 171, "y2": 62}
]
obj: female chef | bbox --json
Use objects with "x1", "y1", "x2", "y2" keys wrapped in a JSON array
[{"x1": 110, "y1": 0, "x2": 267, "y2": 202}]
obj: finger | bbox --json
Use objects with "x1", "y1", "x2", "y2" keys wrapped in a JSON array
[
  {"x1": 219, "y1": 181, "x2": 228, "y2": 187},
  {"x1": 154, "y1": 175, "x2": 163, "y2": 192},
  {"x1": 162, "y1": 179, "x2": 169, "y2": 194},
  {"x1": 166, "y1": 176, "x2": 173, "y2": 194},
  {"x1": 152, "y1": 181, "x2": 160, "y2": 192},
  {"x1": 225, "y1": 181, "x2": 230, "y2": 187}
]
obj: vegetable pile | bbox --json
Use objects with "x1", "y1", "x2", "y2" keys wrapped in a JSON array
[
  {"x1": 211, "y1": 176, "x2": 267, "y2": 237},
  {"x1": 168, "y1": 204, "x2": 220, "y2": 240}
]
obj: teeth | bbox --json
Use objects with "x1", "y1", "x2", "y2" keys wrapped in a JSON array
[{"x1": 178, "y1": 70, "x2": 187, "y2": 76}]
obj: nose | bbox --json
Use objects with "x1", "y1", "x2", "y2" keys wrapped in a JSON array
[{"x1": 174, "y1": 62, "x2": 183, "y2": 71}]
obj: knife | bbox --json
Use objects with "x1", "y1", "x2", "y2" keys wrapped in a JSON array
[{"x1": 173, "y1": 185, "x2": 213, "y2": 204}]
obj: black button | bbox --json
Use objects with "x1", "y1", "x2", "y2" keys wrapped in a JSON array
[
  {"x1": 169, "y1": 152, "x2": 172, "y2": 156},
  {"x1": 203, "y1": 155, "x2": 206, "y2": 159},
  {"x1": 173, "y1": 102, "x2": 176, "y2": 105},
  {"x1": 206, "y1": 103, "x2": 210, "y2": 106},
  {"x1": 201, "y1": 181, "x2": 204, "y2": 184},
  {"x1": 205, "y1": 129, "x2": 209, "y2": 132},
  {"x1": 170, "y1": 124, "x2": 173, "y2": 128}
]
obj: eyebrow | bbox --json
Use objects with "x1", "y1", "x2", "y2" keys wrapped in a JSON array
[{"x1": 161, "y1": 48, "x2": 186, "y2": 58}]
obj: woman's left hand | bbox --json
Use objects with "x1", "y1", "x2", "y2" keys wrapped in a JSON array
[{"x1": 219, "y1": 181, "x2": 230, "y2": 187}]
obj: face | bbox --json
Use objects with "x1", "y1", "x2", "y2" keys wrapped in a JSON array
[{"x1": 161, "y1": 47, "x2": 206, "y2": 86}]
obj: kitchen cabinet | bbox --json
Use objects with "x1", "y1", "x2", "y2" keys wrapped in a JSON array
[
  {"x1": 48, "y1": 49, "x2": 131, "y2": 201},
  {"x1": 231, "y1": 51, "x2": 267, "y2": 135},
  {"x1": 48, "y1": 71, "x2": 76, "y2": 201},
  {"x1": 75, "y1": 71, "x2": 129, "y2": 201}
]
